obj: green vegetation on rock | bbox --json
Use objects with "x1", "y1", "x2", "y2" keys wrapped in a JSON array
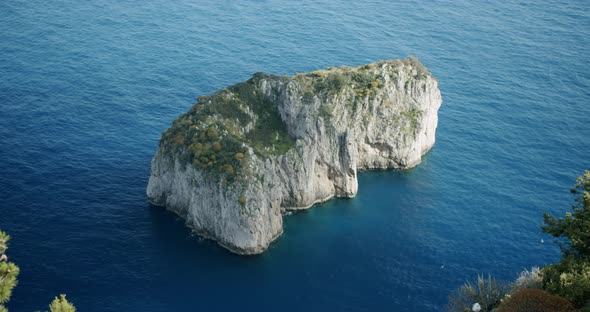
[
  {"x1": 293, "y1": 57, "x2": 431, "y2": 119},
  {"x1": 232, "y1": 75, "x2": 295, "y2": 156},
  {"x1": 160, "y1": 73, "x2": 296, "y2": 180},
  {"x1": 400, "y1": 107, "x2": 423, "y2": 137},
  {"x1": 295, "y1": 64, "x2": 385, "y2": 100},
  {"x1": 402, "y1": 55, "x2": 431, "y2": 77}
]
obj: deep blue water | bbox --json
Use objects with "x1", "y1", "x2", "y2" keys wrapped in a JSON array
[{"x1": 1, "y1": 0, "x2": 589, "y2": 311}]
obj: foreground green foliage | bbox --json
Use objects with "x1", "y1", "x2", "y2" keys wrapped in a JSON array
[
  {"x1": 541, "y1": 170, "x2": 590, "y2": 308},
  {"x1": 0, "y1": 231, "x2": 19, "y2": 312},
  {"x1": 0, "y1": 262, "x2": 18, "y2": 308},
  {"x1": 0, "y1": 232, "x2": 8, "y2": 255},
  {"x1": 542, "y1": 256, "x2": 590, "y2": 308},
  {"x1": 446, "y1": 274, "x2": 510, "y2": 312},
  {"x1": 497, "y1": 288, "x2": 573, "y2": 312},
  {"x1": 49, "y1": 294, "x2": 76, "y2": 312},
  {"x1": 543, "y1": 170, "x2": 590, "y2": 258}
]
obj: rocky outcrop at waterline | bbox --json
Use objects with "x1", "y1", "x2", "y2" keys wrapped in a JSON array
[{"x1": 147, "y1": 56, "x2": 442, "y2": 254}]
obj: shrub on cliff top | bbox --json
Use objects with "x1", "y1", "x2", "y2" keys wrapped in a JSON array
[
  {"x1": 163, "y1": 74, "x2": 295, "y2": 167},
  {"x1": 49, "y1": 294, "x2": 76, "y2": 312},
  {"x1": 402, "y1": 55, "x2": 430, "y2": 76},
  {"x1": 496, "y1": 289, "x2": 573, "y2": 312},
  {"x1": 542, "y1": 256, "x2": 590, "y2": 308},
  {"x1": 541, "y1": 171, "x2": 590, "y2": 308},
  {"x1": 512, "y1": 266, "x2": 543, "y2": 293},
  {"x1": 446, "y1": 274, "x2": 510, "y2": 312}
]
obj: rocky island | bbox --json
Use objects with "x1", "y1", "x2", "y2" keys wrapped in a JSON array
[{"x1": 147, "y1": 57, "x2": 442, "y2": 254}]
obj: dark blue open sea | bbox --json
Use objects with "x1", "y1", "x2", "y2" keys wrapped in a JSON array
[{"x1": 1, "y1": 1, "x2": 589, "y2": 311}]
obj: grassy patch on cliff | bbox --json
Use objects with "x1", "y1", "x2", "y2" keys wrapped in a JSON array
[
  {"x1": 228, "y1": 76, "x2": 295, "y2": 155},
  {"x1": 160, "y1": 117, "x2": 249, "y2": 181},
  {"x1": 400, "y1": 107, "x2": 423, "y2": 137},
  {"x1": 293, "y1": 66, "x2": 386, "y2": 117},
  {"x1": 292, "y1": 56, "x2": 431, "y2": 117},
  {"x1": 159, "y1": 74, "x2": 295, "y2": 180}
]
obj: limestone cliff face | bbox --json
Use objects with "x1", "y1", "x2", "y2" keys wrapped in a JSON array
[{"x1": 147, "y1": 57, "x2": 442, "y2": 254}]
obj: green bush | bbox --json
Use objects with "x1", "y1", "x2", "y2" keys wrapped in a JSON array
[
  {"x1": 541, "y1": 171, "x2": 590, "y2": 308},
  {"x1": 542, "y1": 256, "x2": 590, "y2": 308},
  {"x1": 446, "y1": 274, "x2": 510, "y2": 312},
  {"x1": 328, "y1": 73, "x2": 348, "y2": 91},
  {"x1": 512, "y1": 267, "x2": 543, "y2": 293},
  {"x1": 402, "y1": 55, "x2": 430, "y2": 76},
  {"x1": 161, "y1": 73, "x2": 296, "y2": 178},
  {"x1": 186, "y1": 125, "x2": 248, "y2": 179},
  {"x1": 497, "y1": 288, "x2": 573, "y2": 312},
  {"x1": 49, "y1": 294, "x2": 76, "y2": 312},
  {"x1": 0, "y1": 231, "x2": 19, "y2": 312},
  {"x1": 542, "y1": 170, "x2": 590, "y2": 258},
  {"x1": 311, "y1": 72, "x2": 349, "y2": 94}
]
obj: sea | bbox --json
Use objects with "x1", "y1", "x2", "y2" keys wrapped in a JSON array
[{"x1": 1, "y1": 1, "x2": 589, "y2": 311}]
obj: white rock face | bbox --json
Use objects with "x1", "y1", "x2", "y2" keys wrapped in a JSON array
[{"x1": 147, "y1": 57, "x2": 442, "y2": 254}]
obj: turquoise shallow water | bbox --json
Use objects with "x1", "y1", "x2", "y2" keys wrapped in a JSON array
[{"x1": 1, "y1": 1, "x2": 589, "y2": 311}]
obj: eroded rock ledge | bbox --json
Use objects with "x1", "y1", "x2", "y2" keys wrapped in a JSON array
[{"x1": 147, "y1": 57, "x2": 442, "y2": 254}]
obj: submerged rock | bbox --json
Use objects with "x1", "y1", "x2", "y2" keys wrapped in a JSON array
[{"x1": 147, "y1": 56, "x2": 442, "y2": 254}]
